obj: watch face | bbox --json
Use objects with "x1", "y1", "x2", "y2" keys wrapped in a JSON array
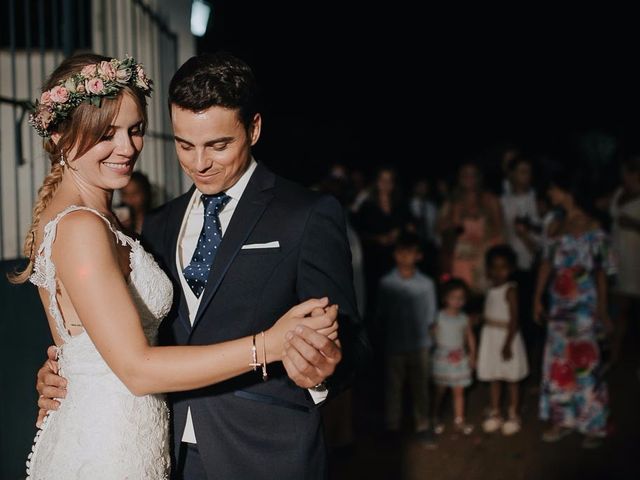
[{"x1": 312, "y1": 382, "x2": 327, "y2": 392}]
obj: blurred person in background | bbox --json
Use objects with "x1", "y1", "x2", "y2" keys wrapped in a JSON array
[
  {"x1": 500, "y1": 155, "x2": 541, "y2": 350},
  {"x1": 432, "y1": 278, "x2": 477, "y2": 436},
  {"x1": 608, "y1": 154, "x2": 640, "y2": 367},
  {"x1": 477, "y1": 245, "x2": 529, "y2": 436},
  {"x1": 376, "y1": 233, "x2": 438, "y2": 447},
  {"x1": 118, "y1": 170, "x2": 152, "y2": 234},
  {"x1": 410, "y1": 178, "x2": 439, "y2": 278},
  {"x1": 349, "y1": 168, "x2": 370, "y2": 214},
  {"x1": 437, "y1": 162, "x2": 504, "y2": 304},
  {"x1": 410, "y1": 178, "x2": 438, "y2": 247},
  {"x1": 355, "y1": 166, "x2": 413, "y2": 315},
  {"x1": 534, "y1": 170, "x2": 614, "y2": 449}
]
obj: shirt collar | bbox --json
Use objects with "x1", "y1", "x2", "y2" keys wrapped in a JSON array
[
  {"x1": 225, "y1": 157, "x2": 257, "y2": 201},
  {"x1": 191, "y1": 157, "x2": 258, "y2": 209}
]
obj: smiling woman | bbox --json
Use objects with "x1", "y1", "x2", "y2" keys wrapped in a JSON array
[
  {"x1": 9, "y1": 53, "x2": 150, "y2": 284},
  {"x1": 72, "y1": 94, "x2": 144, "y2": 187}
]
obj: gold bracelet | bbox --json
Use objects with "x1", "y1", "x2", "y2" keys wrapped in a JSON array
[
  {"x1": 250, "y1": 334, "x2": 261, "y2": 370},
  {"x1": 261, "y1": 331, "x2": 268, "y2": 381}
]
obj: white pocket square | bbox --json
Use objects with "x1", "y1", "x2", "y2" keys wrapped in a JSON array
[{"x1": 241, "y1": 241, "x2": 280, "y2": 250}]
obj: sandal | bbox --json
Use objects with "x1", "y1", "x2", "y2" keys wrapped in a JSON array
[
  {"x1": 453, "y1": 417, "x2": 474, "y2": 435},
  {"x1": 482, "y1": 410, "x2": 503, "y2": 434},
  {"x1": 501, "y1": 415, "x2": 521, "y2": 436}
]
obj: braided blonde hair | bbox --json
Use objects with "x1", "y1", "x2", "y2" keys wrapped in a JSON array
[{"x1": 8, "y1": 53, "x2": 148, "y2": 284}]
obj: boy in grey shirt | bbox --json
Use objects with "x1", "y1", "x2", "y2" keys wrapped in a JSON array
[{"x1": 376, "y1": 232, "x2": 437, "y2": 446}]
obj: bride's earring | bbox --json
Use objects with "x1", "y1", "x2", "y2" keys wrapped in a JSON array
[{"x1": 59, "y1": 150, "x2": 66, "y2": 167}]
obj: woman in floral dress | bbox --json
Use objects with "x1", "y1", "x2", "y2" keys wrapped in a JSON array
[{"x1": 533, "y1": 172, "x2": 614, "y2": 449}]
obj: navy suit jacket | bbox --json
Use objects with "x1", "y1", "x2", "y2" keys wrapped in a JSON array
[{"x1": 142, "y1": 163, "x2": 370, "y2": 479}]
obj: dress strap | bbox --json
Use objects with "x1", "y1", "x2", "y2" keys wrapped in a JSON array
[
  {"x1": 32, "y1": 205, "x2": 130, "y2": 342},
  {"x1": 39, "y1": 205, "x2": 129, "y2": 253}
]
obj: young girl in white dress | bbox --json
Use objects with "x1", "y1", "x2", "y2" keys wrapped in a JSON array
[{"x1": 477, "y1": 245, "x2": 529, "y2": 435}]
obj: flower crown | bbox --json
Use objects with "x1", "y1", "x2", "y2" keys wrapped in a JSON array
[{"x1": 29, "y1": 56, "x2": 152, "y2": 138}]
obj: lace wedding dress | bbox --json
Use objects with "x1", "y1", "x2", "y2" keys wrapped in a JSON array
[{"x1": 26, "y1": 206, "x2": 174, "y2": 479}]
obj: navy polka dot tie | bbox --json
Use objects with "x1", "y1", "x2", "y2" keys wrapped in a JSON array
[{"x1": 183, "y1": 193, "x2": 231, "y2": 298}]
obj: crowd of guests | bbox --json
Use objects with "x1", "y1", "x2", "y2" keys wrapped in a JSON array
[{"x1": 314, "y1": 148, "x2": 640, "y2": 452}]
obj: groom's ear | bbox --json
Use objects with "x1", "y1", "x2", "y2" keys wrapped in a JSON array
[{"x1": 248, "y1": 113, "x2": 262, "y2": 147}]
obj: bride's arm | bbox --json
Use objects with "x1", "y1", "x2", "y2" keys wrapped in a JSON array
[{"x1": 52, "y1": 211, "x2": 337, "y2": 397}]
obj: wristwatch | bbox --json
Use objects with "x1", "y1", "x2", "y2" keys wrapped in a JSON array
[{"x1": 311, "y1": 381, "x2": 328, "y2": 393}]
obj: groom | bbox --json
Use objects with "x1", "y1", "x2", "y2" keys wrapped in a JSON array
[{"x1": 36, "y1": 52, "x2": 369, "y2": 479}]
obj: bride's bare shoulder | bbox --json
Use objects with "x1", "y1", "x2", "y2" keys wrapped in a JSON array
[{"x1": 51, "y1": 208, "x2": 117, "y2": 260}]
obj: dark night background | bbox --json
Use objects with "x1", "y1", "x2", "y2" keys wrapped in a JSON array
[{"x1": 196, "y1": 2, "x2": 640, "y2": 190}]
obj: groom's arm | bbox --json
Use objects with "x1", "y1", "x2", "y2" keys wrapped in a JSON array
[{"x1": 293, "y1": 194, "x2": 371, "y2": 398}]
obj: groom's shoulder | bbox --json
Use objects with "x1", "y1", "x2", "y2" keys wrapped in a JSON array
[
  {"x1": 271, "y1": 172, "x2": 329, "y2": 210},
  {"x1": 269, "y1": 173, "x2": 345, "y2": 225}
]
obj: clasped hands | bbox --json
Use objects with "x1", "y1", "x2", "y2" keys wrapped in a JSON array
[{"x1": 277, "y1": 298, "x2": 342, "y2": 389}]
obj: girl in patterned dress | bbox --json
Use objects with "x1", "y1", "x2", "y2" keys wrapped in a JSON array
[
  {"x1": 432, "y1": 278, "x2": 477, "y2": 435},
  {"x1": 534, "y1": 171, "x2": 615, "y2": 449}
]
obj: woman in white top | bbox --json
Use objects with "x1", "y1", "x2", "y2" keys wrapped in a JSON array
[
  {"x1": 609, "y1": 155, "x2": 640, "y2": 364},
  {"x1": 500, "y1": 156, "x2": 541, "y2": 272}
]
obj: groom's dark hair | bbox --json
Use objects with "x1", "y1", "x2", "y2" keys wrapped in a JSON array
[{"x1": 168, "y1": 52, "x2": 259, "y2": 129}]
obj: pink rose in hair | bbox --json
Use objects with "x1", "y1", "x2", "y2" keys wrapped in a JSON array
[
  {"x1": 99, "y1": 61, "x2": 117, "y2": 80},
  {"x1": 49, "y1": 86, "x2": 70, "y2": 104},
  {"x1": 40, "y1": 91, "x2": 52, "y2": 105},
  {"x1": 116, "y1": 68, "x2": 132, "y2": 84},
  {"x1": 81, "y1": 64, "x2": 97, "y2": 77},
  {"x1": 86, "y1": 78, "x2": 105, "y2": 95}
]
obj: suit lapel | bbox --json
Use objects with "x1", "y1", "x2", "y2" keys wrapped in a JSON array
[
  {"x1": 191, "y1": 164, "x2": 276, "y2": 333},
  {"x1": 167, "y1": 187, "x2": 196, "y2": 334}
]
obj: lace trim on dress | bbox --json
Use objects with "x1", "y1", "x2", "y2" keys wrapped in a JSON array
[
  {"x1": 29, "y1": 205, "x2": 134, "y2": 341},
  {"x1": 26, "y1": 205, "x2": 172, "y2": 479}
]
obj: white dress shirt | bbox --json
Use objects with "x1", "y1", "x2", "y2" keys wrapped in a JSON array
[
  {"x1": 500, "y1": 189, "x2": 541, "y2": 270},
  {"x1": 176, "y1": 159, "x2": 327, "y2": 444}
]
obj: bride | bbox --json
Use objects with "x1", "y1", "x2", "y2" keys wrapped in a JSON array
[{"x1": 10, "y1": 53, "x2": 338, "y2": 479}]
